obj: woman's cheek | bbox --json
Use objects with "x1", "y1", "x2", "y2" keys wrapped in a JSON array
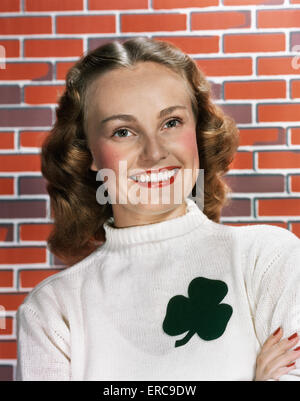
[
  {"x1": 94, "y1": 142, "x2": 124, "y2": 173},
  {"x1": 92, "y1": 144, "x2": 126, "y2": 201},
  {"x1": 177, "y1": 129, "x2": 199, "y2": 163}
]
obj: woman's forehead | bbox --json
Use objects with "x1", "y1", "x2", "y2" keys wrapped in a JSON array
[
  {"x1": 92, "y1": 65, "x2": 187, "y2": 97},
  {"x1": 89, "y1": 71, "x2": 190, "y2": 112}
]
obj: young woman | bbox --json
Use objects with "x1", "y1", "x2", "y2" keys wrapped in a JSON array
[{"x1": 16, "y1": 37, "x2": 300, "y2": 381}]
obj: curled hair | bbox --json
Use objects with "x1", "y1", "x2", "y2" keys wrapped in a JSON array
[{"x1": 41, "y1": 37, "x2": 239, "y2": 266}]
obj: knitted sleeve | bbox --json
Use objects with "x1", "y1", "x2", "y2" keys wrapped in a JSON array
[
  {"x1": 247, "y1": 225, "x2": 300, "y2": 381},
  {"x1": 16, "y1": 290, "x2": 71, "y2": 381}
]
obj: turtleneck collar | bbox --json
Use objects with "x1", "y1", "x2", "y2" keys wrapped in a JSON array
[{"x1": 102, "y1": 197, "x2": 210, "y2": 251}]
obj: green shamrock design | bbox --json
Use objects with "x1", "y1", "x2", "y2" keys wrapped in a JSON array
[{"x1": 162, "y1": 276, "x2": 233, "y2": 348}]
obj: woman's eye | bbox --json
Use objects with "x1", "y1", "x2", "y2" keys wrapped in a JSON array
[
  {"x1": 112, "y1": 129, "x2": 132, "y2": 138},
  {"x1": 164, "y1": 118, "x2": 182, "y2": 129}
]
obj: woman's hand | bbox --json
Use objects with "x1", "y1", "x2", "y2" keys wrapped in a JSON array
[{"x1": 255, "y1": 327, "x2": 300, "y2": 381}]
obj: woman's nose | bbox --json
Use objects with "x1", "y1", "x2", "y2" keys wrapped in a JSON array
[{"x1": 139, "y1": 136, "x2": 169, "y2": 163}]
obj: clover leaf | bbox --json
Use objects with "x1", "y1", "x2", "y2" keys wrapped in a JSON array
[{"x1": 162, "y1": 276, "x2": 233, "y2": 347}]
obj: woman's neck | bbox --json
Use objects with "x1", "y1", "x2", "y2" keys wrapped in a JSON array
[{"x1": 111, "y1": 201, "x2": 188, "y2": 229}]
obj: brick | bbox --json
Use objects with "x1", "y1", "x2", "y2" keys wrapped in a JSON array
[
  {"x1": 56, "y1": 61, "x2": 76, "y2": 80},
  {"x1": 257, "y1": 9, "x2": 300, "y2": 28},
  {"x1": 0, "y1": 365, "x2": 13, "y2": 381},
  {"x1": 229, "y1": 152, "x2": 253, "y2": 169},
  {"x1": 0, "y1": 85, "x2": 21, "y2": 104},
  {"x1": 143, "y1": 35, "x2": 219, "y2": 54},
  {"x1": 290, "y1": 222, "x2": 300, "y2": 238},
  {"x1": 19, "y1": 223, "x2": 53, "y2": 241},
  {"x1": 25, "y1": 0, "x2": 83, "y2": 11},
  {"x1": 0, "y1": 62, "x2": 52, "y2": 81},
  {"x1": 0, "y1": 0, "x2": 20, "y2": 12},
  {"x1": 0, "y1": 247, "x2": 46, "y2": 264},
  {"x1": 0, "y1": 40, "x2": 20, "y2": 58},
  {"x1": 191, "y1": 11, "x2": 250, "y2": 30},
  {"x1": 25, "y1": 39, "x2": 83, "y2": 58},
  {"x1": 0, "y1": 154, "x2": 41, "y2": 172},
  {"x1": 0, "y1": 293, "x2": 28, "y2": 311},
  {"x1": 291, "y1": 31, "x2": 300, "y2": 49},
  {"x1": 224, "y1": 0, "x2": 283, "y2": 3},
  {"x1": 24, "y1": 85, "x2": 65, "y2": 105},
  {"x1": 0, "y1": 317, "x2": 13, "y2": 336},
  {"x1": 19, "y1": 176, "x2": 48, "y2": 195},
  {"x1": 291, "y1": 175, "x2": 300, "y2": 192},
  {"x1": 221, "y1": 198, "x2": 251, "y2": 217},
  {"x1": 56, "y1": 15, "x2": 115, "y2": 34},
  {"x1": 258, "y1": 103, "x2": 300, "y2": 122},
  {"x1": 288, "y1": 32, "x2": 300, "y2": 56},
  {"x1": 291, "y1": 80, "x2": 300, "y2": 98},
  {"x1": 223, "y1": 174, "x2": 284, "y2": 192},
  {"x1": 0, "y1": 224, "x2": 13, "y2": 241},
  {"x1": 291, "y1": 128, "x2": 300, "y2": 145},
  {"x1": 0, "y1": 108, "x2": 52, "y2": 127},
  {"x1": 90, "y1": 0, "x2": 148, "y2": 9},
  {"x1": 196, "y1": 58, "x2": 252, "y2": 76},
  {"x1": 20, "y1": 131, "x2": 49, "y2": 148},
  {"x1": 238, "y1": 127, "x2": 286, "y2": 146},
  {"x1": 0, "y1": 132, "x2": 14, "y2": 149},
  {"x1": 219, "y1": 103, "x2": 252, "y2": 124},
  {"x1": 0, "y1": 178, "x2": 14, "y2": 195},
  {"x1": 19, "y1": 269, "x2": 62, "y2": 288},
  {"x1": 121, "y1": 13, "x2": 186, "y2": 33},
  {"x1": 224, "y1": 80, "x2": 286, "y2": 99},
  {"x1": 258, "y1": 198, "x2": 300, "y2": 216},
  {"x1": 0, "y1": 200, "x2": 46, "y2": 218},
  {"x1": 0, "y1": 270, "x2": 13, "y2": 287},
  {"x1": 211, "y1": 82, "x2": 222, "y2": 100},
  {"x1": 258, "y1": 151, "x2": 300, "y2": 168},
  {"x1": 257, "y1": 57, "x2": 300, "y2": 75},
  {"x1": 0, "y1": 17, "x2": 52, "y2": 35},
  {"x1": 224, "y1": 33, "x2": 285, "y2": 53},
  {"x1": 153, "y1": 0, "x2": 219, "y2": 7}
]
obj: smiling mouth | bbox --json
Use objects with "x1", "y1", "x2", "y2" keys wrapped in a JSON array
[{"x1": 129, "y1": 167, "x2": 181, "y2": 187}]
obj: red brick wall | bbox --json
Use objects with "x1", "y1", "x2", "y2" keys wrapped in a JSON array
[{"x1": 0, "y1": 0, "x2": 300, "y2": 381}]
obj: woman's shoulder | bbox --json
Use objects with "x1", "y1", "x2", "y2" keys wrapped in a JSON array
[
  {"x1": 205, "y1": 220, "x2": 300, "y2": 259},
  {"x1": 19, "y1": 244, "x2": 106, "y2": 313},
  {"x1": 211, "y1": 219, "x2": 299, "y2": 244},
  {"x1": 234, "y1": 222, "x2": 299, "y2": 245}
]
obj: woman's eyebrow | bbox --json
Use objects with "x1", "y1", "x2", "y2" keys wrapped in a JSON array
[{"x1": 99, "y1": 105, "x2": 187, "y2": 126}]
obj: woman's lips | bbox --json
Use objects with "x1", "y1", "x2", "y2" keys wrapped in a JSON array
[
  {"x1": 129, "y1": 165, "x2": 181, "y2": 178},
  {"x1": 129, "y1": 167, "x2": 181, "y2": 188}
]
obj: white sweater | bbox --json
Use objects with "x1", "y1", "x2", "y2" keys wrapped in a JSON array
[{"x1": 16, "y1": 197, "x2": 300, "y2": 381}]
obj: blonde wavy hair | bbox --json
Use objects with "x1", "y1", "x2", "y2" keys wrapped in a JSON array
[{"x1": 41, "y1": 37, "x2": 240, "y2": 266}]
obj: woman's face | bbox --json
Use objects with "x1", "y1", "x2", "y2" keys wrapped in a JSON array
[{"x1": 85, "y1": 61, "x2": 200, "y2": 227}]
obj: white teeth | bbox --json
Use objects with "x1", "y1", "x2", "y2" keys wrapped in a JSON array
[
  {"x1": 151, "y1": 173, "x2": 158, "y2": 181},
  {"x1": 130, "y1": 168, "x2": 179, "y2": 183}
]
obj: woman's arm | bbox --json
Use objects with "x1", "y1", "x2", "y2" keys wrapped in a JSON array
[
  {"x1": 16, "y1": 303, "x2": 71, "y2": 381},
  {"x1": 255, "y1": 327, "x2": 300, "y2": 381},
  {"x1": 247, "y1": 226, "x2": 300, "y2": 381}
]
